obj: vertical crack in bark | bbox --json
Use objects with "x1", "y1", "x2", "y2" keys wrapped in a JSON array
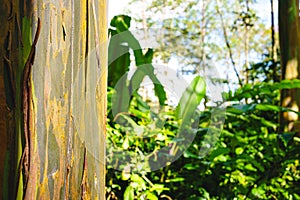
[
  {"x1": 62, "y1": 25, "x2": 66, "y2": 41},
  {"x1": 81, "y1": 147, "x2": 88, "y2": 200},
  {"x1": 91, "y1": 1, "x2": 100, "y2": 70},
  {"x1": 84, "y1": 0, "x2": 89, "y2": 97}
]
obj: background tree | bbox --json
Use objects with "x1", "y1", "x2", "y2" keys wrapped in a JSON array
[
  {"x1": 279, "y1": 0, "x2": 300, "y2": 134},
  {"x1": 127, "y1": 0, "x2": 271, "y2": 88},
  {"x1": 0, "y1": 0, "x2": 107, "y2": 199}
]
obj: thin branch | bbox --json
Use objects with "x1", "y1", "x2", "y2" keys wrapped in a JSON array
[
  {"x1": 270, "y1": 0, "x2": 275, "y2": 59},
  {"x1": 216, "y1": 0, "x2": 243, "y2": 87}
]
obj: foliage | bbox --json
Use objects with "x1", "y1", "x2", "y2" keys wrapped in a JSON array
[
  {"x1": 106, "y1": 14, "x2": 300, "y2": 200},
  {"x1": 108, "y1": 15, "x2": 166, "y2": 107},
  {"x1": 126, "y1": 0, "x2": 271, "y2": 85}
]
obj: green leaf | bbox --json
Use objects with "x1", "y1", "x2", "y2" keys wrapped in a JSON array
[
  {"x1": 273, "y1": 79, "x2": 300, "y2": 89},
  {"x1": 119, "y1": 114, "x2": 145, "y2": 136},
  {"x1": 151, "y1": 184, "x2": 169, "y2": 195},
  {"x1": 122, "y1": 170, "x2": 131, "y2": 180},
  {"x1": 183, "y1": 163, "x2": 200, "y2": 170},
  {"x1": 153, "y1": 83, "x2": 167, "y2": 106},
  {"x1": 144, "y1": 49, "x2": 154, "y2": 64},
  {"x1": 108, "y1": 15, "x2": 167, "y2": 106},
  {"x1": 21, "y1": 17, "x2": 33, "y2": 63},
  {"x1": 278, "y1": 132, "x2": 296, "y2": 147},
  {"x1": 166, "y1": 177, "x2": 185, "y2": 182},
  {"x1": 145, "y1": 192, "x2": 158, "y2": 200},
  {"x1": 134, "y1": 93, "x2": 150, "y2": 111},
  {"x1": 183, "y1": 150, "x2": 200, "y2": 159},
  {"x1": 226, "y1": 104, "x2": 256, "y2": 114},
  {"x1": 241, "y1": 155, "x2": 265, "y2": 172},
  {"x1": 110, "y1": 15, "x2": 131, "y2": 32},
  {"x1": 245, "y1": 163, "x2": 257, "y2": 172},
  {"x1": 235, "y1": 147, "x2": 244, "y2": 155},
  {"x1": 129, "y1": 66, "x2": 148, "y2": 94},
  {"x1": 123, "y1": 137, "x2": 130, "y2": 150},
  {"x1": 294, "y1": 137, "x2": 300, "y2": 142},
  {"x1": 131, "y1": 174, "x2": 146, "y2": 190},
  {"x1": 124, "y1": 185, "x2": 134, "y2": 200},
  {"x1": 255, "y1": 104, "x2": 281, "y2": 112},
  {"x1": 176, "y1": 76, "x2": 206, "y2": 127},
  {"x1": 252, "y1": 187, "x2": 265, "y2": 197},
  {"x1": 108, "y1": 43, "x2": 130, "y2": 87},
  {"x1": 130, "y1": 65, "x2": 167, "y2": 106},
  {"x1": 112, "y1": 75, "x2": 131, "y2": 118},
  {"x1": 209, "y1": 147, "x2": 230, "y2": 161}
]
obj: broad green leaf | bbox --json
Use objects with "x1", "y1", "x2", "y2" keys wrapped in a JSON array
[
  {"x1": 110, "y1": 15, "x2": 131, "y2": 32},
  {"x1": 108, "y1": 43, "x2": 130, "y2": 87},
  {"x1": 124, "y1": 185, "x2": 134, "y2": 200},
  {"x1": 108, "y1": 15, "x2": 167, "y2": 106},
  {"x1": 176, "y1": 76, "x2": 206, "y2": 127},
  {"x1": 117, "y1": 31, "x2": 144, "y2": 64},
  {"x1": 129, "y1": 66, "x2": 148, "y2": 94},
  {"x1": 153, "y1": 83, "x2": 167, "y2": 106},
  {"x1": 130, "y1": 65, "x2": 167, "y2": 106},
  {"x1": 131, "y1": 174, "x2": 146, "y2": 190},
  {"x1": 112, "y1": 75, "x2": 131, "y2": 117},
  {"x1": 144, "y1": 49, "x2": 154, "y2": 64}
]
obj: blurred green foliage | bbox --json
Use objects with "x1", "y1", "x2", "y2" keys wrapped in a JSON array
[{"x1": 106, "y1": 15, "x2": 300, "y2": 200}]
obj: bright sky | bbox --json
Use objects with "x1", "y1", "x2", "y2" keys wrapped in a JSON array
[
  {"x1": 108, "y1": 0, "x2": 278, "y2": 31},
  {"x1": 107, "y1": 0, "x2": 279, "y2": 92},
  {"x1": 108, "y1": 0, "x2": 130, "y2": 22}
]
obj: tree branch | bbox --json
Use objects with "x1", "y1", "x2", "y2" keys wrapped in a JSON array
[{"x1": 216, "y1": 0, "x2": 243, "y2": 87}]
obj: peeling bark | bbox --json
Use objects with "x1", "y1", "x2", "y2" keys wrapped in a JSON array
[{"x1": 1, "y1": 0, "x2": 107, "y2": 199}]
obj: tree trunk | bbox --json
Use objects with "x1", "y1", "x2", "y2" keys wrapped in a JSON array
[
  {"x1": 0, "y1": 0, "x2": 107, "y2": 199},
  {"x1": 279, "y1": 0, "x2": 300, "y2": 133}
]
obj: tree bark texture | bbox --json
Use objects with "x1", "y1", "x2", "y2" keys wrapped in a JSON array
[
  {"x1": 279, "y1": 0, "x2": 300, "y2": 134},
  {"x1": 0, "y1": 0, "x2": 107, "y2": 199}
]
